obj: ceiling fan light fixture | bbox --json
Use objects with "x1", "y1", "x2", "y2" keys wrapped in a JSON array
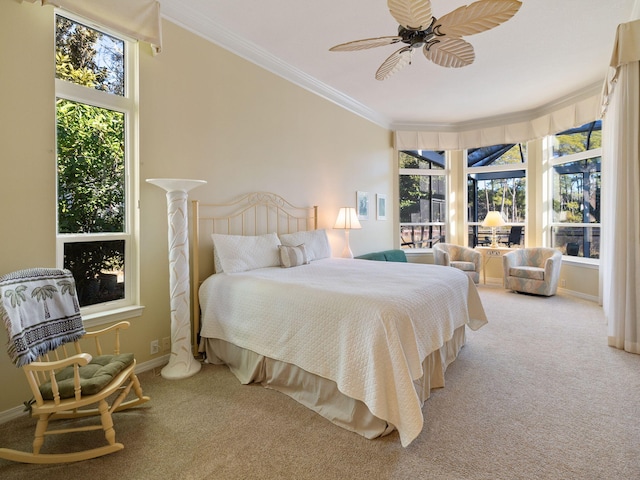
[{"x1": 329, "y1": 0, "x2": 522, "y2": 80}]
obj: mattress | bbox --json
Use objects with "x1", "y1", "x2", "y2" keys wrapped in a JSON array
[{"x1": 199, "y1": 258, "x2": 487, "y2": 446}]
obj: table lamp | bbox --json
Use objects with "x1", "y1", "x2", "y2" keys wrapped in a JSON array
[
  {"x1": 482, "y1": 211, "x2": 505, "y2": 248},
  {"x1": 333, "y1": 207, "x2": 361, "y2": 258}
]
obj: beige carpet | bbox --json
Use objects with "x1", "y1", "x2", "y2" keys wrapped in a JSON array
[{"x1": 1, "y1": 285, "x2": 639, "y2": 480}]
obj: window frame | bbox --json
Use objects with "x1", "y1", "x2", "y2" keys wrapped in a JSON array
[
  {"x1": 465, "y1": 146, "x2": 528, "y2": 247},
  {"x1": 398, "y1": 150, "x2": 448, "y2": 250},
  {"x1": 54, "y1": 10, "x2": 142, "y2": 326},
  {"x1": 547, "y1": 139, "x2": 602, "y2": 263}
]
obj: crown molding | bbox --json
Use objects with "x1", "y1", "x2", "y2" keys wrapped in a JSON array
[
  {"x1": 160, "y1": 0, "x2": 392, "y2": 129},
  {"x1": 160, "y1": 0, "x2": 606, "y2": 134}
]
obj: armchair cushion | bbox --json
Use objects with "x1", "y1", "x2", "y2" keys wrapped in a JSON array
[
  {"x1": 508, "y1": 266, "x2": 545, "y2": 281},
  {"x1": 39, "y1": 353, "x2": 134, "y2": 400},
  {"x1": 450, "y1": 261, "x2": 477, "y2": 272}
]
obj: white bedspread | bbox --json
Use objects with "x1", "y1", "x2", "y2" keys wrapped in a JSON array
[{"x1": 199, "y1": 258, "x2": 487, "y2": 446}]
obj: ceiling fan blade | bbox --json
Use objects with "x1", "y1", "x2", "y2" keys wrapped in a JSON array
[
  {"x1": 329, "y1": 36, "x2": 402, "y2": 52},
  {"x1": 424, "y1": 37, "x2": 475, "y2": 68},
  {"x1": 435, "y1": 0, "x2": 522, "y2": 38},
  {"x1": 376, "y1": 47, "x2": 413, "y2": 81},
  {"x1": 387, "y1": 0, "x2": 432, "y2": 30}
]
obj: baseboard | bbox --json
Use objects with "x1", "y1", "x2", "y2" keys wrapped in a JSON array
[
  {"x1": 479, "y1": 277, "x2": 504, "y2": 286},
  {"x1": 0, "y1": 354, "x2": 169, "y2": 425},
  {"x1": 137, "y1": 354, "x2": 170, "y2": 373},
  {"x1": 481, "y1": 279, "x2": 599, "y2": 303},
  {"x1": 557, "y1": 287, "x2": 599, "y2": 303},
  {"x1": 0, "y1": 405, "x2": 25, "y2": 425}
]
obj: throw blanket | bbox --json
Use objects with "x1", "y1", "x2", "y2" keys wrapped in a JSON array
[{"x1": 0, "y1": 268, "x2": 84, "y2": 367}]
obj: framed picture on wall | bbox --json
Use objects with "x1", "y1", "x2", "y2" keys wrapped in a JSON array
[
  {"x1": 377, "y1": 194, "x2": 387, "y2": 220},
  {"x1": 356, "y1": 191, "x2": 369, "y2": 220}
]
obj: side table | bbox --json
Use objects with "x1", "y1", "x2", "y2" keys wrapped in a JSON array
[{"x1": 475, "y1": 246, "x2": 515, "y2": 284}]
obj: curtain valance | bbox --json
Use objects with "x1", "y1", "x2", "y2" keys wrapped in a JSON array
[
  {"x1": 602, "y1": 19, "x2": 640, "y2": 116},
  {"x1": 394, "y1": 92, "x2": 600, "y2": 151},
  {"x1": 23, "y1": 0, "x2": 162, "y2": 53}
]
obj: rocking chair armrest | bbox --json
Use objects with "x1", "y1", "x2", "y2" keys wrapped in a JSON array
[
  {"x1": 83, "y1": 321, "x2": 131, "y2": 356},
  {"x1": 25, "y1": 353, "x2": 93, "y2": 372},
  {"x1": 84, "y1": 321, "x2": 131, "y2": 339}
]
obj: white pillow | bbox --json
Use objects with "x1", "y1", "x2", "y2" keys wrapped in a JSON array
[
  {"x1": 279, "y1": 229, "x2": 331, "y2": 261},
  {"x1": 279, "y1": 244, "x2": 309, "y2": 268},
  {"x1": 211, "y1": 233, "x2": 281, "y2": 273}
]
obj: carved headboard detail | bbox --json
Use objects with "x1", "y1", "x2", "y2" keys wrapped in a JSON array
[{"x1": 190, "y1": 192, "x2": 318, "y2": 351}]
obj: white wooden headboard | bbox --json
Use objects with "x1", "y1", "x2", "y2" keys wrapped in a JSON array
[{"x1": 191, "y1": 192, "x2": 318, "y2": 350}]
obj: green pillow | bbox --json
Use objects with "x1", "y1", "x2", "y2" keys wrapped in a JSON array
[
  {"x1": 39, "y1": 353, "x2": 134, "y2": 400},
  {"x1": 355, "y1": 252, "x2": 387, "y2": 261},
  {"x1": 355, "y1": 250, "x2": 407, "y2": 262},
  {"x1": 383, "y1": 250, "x2": 407, "y2": 262}
]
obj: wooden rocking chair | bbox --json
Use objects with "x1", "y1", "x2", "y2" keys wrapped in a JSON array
[{"x1": 0, "y1": 268, "x2": 150, "y2": 464}]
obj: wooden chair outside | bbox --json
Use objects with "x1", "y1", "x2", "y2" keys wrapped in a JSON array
[
  {"x1": 505, "y1": 226, "x2": 523, "y2": 247},
  {"x1": 0, "y1": 268, "x2": 149, "y2": 464}
]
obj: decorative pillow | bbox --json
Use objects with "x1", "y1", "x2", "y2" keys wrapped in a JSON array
[
  {"x1": 279, "y1": 244, "x2": 310, "y2": 268},
  {"x1": 279, "y1": 229, "x2": 331, "y2": 261},
  {"x1": 211, "y1": 232, "x2": 281, "y2": 273},
  {"x1": 213, "y1": 247, "x2": 223, "y2": 273}
]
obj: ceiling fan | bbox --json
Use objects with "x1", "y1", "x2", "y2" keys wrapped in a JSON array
[{"x1": 329, "y1": 0, "x2": 522, "y2": 80}]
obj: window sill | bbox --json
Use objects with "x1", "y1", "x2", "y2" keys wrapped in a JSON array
[
  {"x1": 82, "y1": 305, "x2": 145, "y2": 329},
  {"x1": 404, "y1": 248, "x2": 434, "y2": 254},
  {"x1": 561, "y1": 256, "x2": 599, "y2": 269}
]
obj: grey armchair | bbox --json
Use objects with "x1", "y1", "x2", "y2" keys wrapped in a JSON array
[
  {"x1": 502, "y1": 247, "x2": 562, "y2": 296},
  {"x1": 433, "y1": 243, "x2": 481, "y2": 284}
]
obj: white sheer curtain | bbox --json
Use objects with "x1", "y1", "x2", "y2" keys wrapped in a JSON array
[{"x1": 601, "y1": 19, "x2": 640, "y2": 354}]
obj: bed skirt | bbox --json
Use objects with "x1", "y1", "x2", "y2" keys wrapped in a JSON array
[{"x1": 200, "y1": 325, "x2": 466, "y2": 441}]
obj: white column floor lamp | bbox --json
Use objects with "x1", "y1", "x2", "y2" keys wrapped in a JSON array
[{"x1": 147, "y1": 178, "x2": 206, "y2": 380}]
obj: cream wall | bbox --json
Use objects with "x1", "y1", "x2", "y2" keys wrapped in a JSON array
[
  {"x1": 0, "y1": 3, "x2": 393, "y2": 413},
  {"x1": 0, "y1": 1, "x2": 58, "y2": 413}
]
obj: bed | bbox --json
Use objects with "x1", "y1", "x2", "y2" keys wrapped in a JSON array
[{"x1": 192, "y1": 192, "x2": 487, "y2": 447}]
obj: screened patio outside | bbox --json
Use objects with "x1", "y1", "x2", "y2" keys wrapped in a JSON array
[{"x1": 398, "y1": 120, "x2": 601, "y2": 259}]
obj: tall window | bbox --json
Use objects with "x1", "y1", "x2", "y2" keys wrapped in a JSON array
[
  {"x1": 399, "y1": 150, "x2": 447, "y2": 249},
  {"x1": 548, "y1": 121, "x2": 601, "y2": 258},
  {"x1": 467, "y1": 144, "x2": 527, "y2": 247},
  {"x1": 55, "y1": 13, "x2": 138, "y2": 312}
]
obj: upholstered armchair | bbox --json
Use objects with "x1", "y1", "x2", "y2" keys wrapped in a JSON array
[
  {"x1": 502, "y1": 247, "x2": 562, "y2": 296},
  {"x1": 433, "y1": 243, "x2": 481, "y2": 284}
]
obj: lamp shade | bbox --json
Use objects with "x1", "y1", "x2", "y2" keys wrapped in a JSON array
[
  {"x1": 482, "y1": 211, "x2": 506, "y2": 227},
  {"x1": 333, "y1": 207, "x2": 361, "y2": 230}
]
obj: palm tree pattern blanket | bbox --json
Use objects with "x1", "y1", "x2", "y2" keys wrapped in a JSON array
[{"x1": 0, "y1": 268, "x2": 84, "y2": 367}]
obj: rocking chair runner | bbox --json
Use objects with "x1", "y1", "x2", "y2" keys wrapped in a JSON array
[{"x1": 0, "y1": 268, "x2": 149, "y2": 464}]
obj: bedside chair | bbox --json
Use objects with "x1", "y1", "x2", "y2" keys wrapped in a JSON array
[
  {"x1": 0, "y1": 268, "x2": 150, "y2": 464},
  {"x1": 433, "y1": 243, "x2": 481, "y2": 284},
  {"x1": 503, "y1": 247, "x2": 562, "y2": 296}
]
